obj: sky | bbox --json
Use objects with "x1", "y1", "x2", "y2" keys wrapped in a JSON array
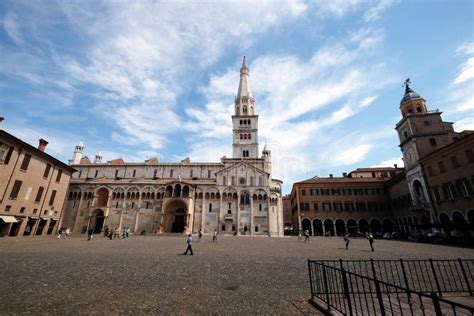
[{"x1": 1, "y1": 0, "x2": 473, "y2": 194}]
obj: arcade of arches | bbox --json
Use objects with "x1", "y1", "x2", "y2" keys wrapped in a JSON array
[{"x1": 62, "y1": 181, "x2": 284, "y2": 237}]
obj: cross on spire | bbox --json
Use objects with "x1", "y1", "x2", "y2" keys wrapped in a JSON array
[{"x1": 403, "y1": 78, "x2": 412, "y2": 93}]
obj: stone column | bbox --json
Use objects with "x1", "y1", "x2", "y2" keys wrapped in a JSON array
[
  {"x1": 218, "y1": 190, "x2": 223, "y2": 233},
  {"x1": 237, "y1": 190, "x2": 241, "y2": 235},
  {"x1": 266, "y1": 199, "x2": 271, "y2": 236},
  {"x1": 72, "y1": 190, "x2": 85, "y2": 233},
  {"x1": 201, "y1": 192, "x2": 206, "y2": 233},
  {"x1": 250, "y1": 194, "x2": 254, "y2": 235},
  {"x1": 134, "y1": 209, "x2": 139, "y2": 234}
]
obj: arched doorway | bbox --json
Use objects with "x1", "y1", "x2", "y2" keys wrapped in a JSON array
[
  {"x1": 324, "y1": 219, "x2": 334, "y2": 236},
  {"x1": 335, "y1": 219, "x2": 346, "y2": 236},
  {"x1": 359, "y1": 219, "x2": 369, "y2": 235},
  {"x1": 370, "y1": 219, "x2": 382, "y2": 234},
  {"x1": 302, "y1": 218, "x2": 311, "y2": 234},
  {"x1": 468, "y1": 210, "x2": 474, "y2": 225},
  {"x1": 313, "y1": 219, "x2": 323, "y2": 236},
  {"x1": 172, "y1": 208, "x2": 185, "y2": 232},
  {"x1": 382, "y1": 219, "x2": 393, "y2": 233},
  {"x1": 452, "y1": 212, "x2": 467, "y2": 231},
  {"x1": 347, "y1": 219, "x2": 357, "y2": 235},
  {"x1": 163, "y1": 200, "x2": 188, "y2": 233},
  {"x1": 439, "y1": 213, "x2": 452, "y2": 237},
  {"x1": 91, "y1": 209, "x2": 105, "y2": 233}
]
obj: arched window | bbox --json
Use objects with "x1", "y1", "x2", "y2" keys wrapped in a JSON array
[
  {"x1": 243, "y1": 106, "x2": 247, "y2": 114},
  {"x1": 240, "y1": 192, "x2": 250, "y2": 205}
]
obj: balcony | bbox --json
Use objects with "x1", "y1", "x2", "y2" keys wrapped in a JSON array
[{"x1": 224, "y1": 214, "x2": 233, "y2": 220}]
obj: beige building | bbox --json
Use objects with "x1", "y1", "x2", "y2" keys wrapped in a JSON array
[
  {"x1": 420, "y1": 132, "x2": 474, "y2": 238},
  {"x1": 290, "y1": 168, "x2": 403, "y2": 236},
  {"x1": 290, "y1": 81, "x2": 474, "y2": 240},
  {"x1": 0, "y1": 130, "x2": 75, "y2": 237},
  {"x1": 62, "y1": 57, "x2": 284, "y2": 237}
]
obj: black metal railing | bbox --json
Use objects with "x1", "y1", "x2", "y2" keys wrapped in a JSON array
[
  {"x1": 313, "y1": 259, "x2": 473, "y2": 296},
  {"x1": 308, "y1": 259, "x2": 474, "y2": 316}
]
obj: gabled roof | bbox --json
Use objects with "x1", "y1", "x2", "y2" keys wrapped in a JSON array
[{"x1": 216, "y1": 160, "x2": 269, "y2": 176}]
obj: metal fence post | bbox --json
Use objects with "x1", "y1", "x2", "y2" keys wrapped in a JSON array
[
  {"x1": 308, "y1": 260, "x2": 314, "y2": 299},
  {"x1": 322, "y1": 264, "x2": 331, "y2": 312},
  {"x1": 399, "y1": 259, "x2": 410, "y2": 288},
  {"x1": 458, "y1": 258, "x2": 473, "y2": 296},
  {"x1": 429, "y1": 259, "x2": 442, "y2": 296},
  {"x1": 371, "y1": 259, "x2": 386, "y2": 316},
  {"x1": 340, "y1": 260, "x2": 353, "y2": 316},
  {"x1": 430, "y1": 292, "x2": 442, "y2": 316}
]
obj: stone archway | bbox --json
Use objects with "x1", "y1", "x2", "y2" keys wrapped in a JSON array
[
  {"x1": 91, "y1": 209, "x2": 105, "y2": 233},
  {"x1": 163, "y1": 200, "x2": 188, "y2": 233}
]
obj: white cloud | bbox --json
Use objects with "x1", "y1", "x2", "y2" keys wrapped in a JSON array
[
  {"x1": 454, "y1": 117, "x2": 474, "y2": 132},
  {"x1": 2, "y1": 12, "x2": 23, "y2": 46},
  {"x1": 364, "y1": 0, "x2": 399, "y2": 22},
  {"x1": 453, "y1": 57, "x2": 474, "y2": 85},
  {"x1": 313, "y1": 0, "x2": 364, "y2": 17},
  {"x1": 371, "y1": 157, "x2": 404, "y2": 168},
  {"x1": 52, "y1": 1, "x2": 309, "y2": 149},
  {"x1": 187, "y1": 26, "x2": 395, "y2": 183},
  {"x1": 332, "y1": 144, "x2": 373, "y2": 166}
]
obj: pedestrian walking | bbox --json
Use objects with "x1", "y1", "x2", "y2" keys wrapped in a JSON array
[
  {"x1": 65, "y1": 227, "x2": 70, "y2": 239},
  {"x1": 198, "y1": 229, "x2": 203, "y2": 242},
  {"x1": 212, "y1": 229, "x2": 217, "y2": 242},
  {"x1": 297, "y1": 231, "x2": 302, "y2": 242},
  {"x1": 87, "y1": 228, "x2": 93, "y2": 241},
  {"x1": 343, "y1": 233, "x2": 350, "y2": 250},
  {"x1": 107, "y1": 229, "x2": 113, "y2": 240},
  {"x1": 304, "y1": 229, "x2": 310, "y2": 242},
  {"x1": 122, "y1": 227, "x2": 126, "y2": 239},
  {"x1": 183, "y1": 234, "x2": 193, "y2": 255},
  {"x1": 126, "y1": 227, "x2": 130, "y2": 238},
  {"x1": 368, "y1": 233, "x2": 375, "y2": 251},
  {"x1": 104, "y1": 226, "x2": 109, "y2": 238}
]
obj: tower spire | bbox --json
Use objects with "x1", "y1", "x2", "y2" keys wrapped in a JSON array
[{"x1": 237, "y1": 56, "x2": 253, "y2": 99}]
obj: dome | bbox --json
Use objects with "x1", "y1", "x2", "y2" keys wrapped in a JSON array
[{"x1": 400, "y1": 87, "x2": 422, "y2": 105}]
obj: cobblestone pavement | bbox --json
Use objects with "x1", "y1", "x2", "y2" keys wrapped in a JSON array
[{"x1": 1, "y1": 235, "x2": 473, "y2": 315}]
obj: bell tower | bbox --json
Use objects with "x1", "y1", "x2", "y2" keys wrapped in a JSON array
[
  {"x1": 232, "y1": 56, "x2": 259, "y2": 159},
  {"x1": 395, "y1": 79, "x2": 459, "y2": 224}
]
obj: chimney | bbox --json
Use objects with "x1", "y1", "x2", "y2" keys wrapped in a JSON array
[
  {"x1": 38, "y1": 138, "x2": 48, "y2": 152},
  {"x1": 342, "y1": 172, "x2": 347, "y2": 177},
  {"x1": 329, "y1": 174, "x2": 333, "y2": 178},
  {"x1": 394, "y1": 164, "x2": 398, "y2": 169}
]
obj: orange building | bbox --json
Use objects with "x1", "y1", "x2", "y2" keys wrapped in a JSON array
[{"x1": 0, "y1": 130, "x2": 75, "y2": 237}]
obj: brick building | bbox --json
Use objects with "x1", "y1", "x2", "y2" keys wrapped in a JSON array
[
  {"x1": 0, "y1": 130, "x2": 75, "y2": 237},
  {"x1": 290, "y1": 81, "x2": 474, "y2": 240}
]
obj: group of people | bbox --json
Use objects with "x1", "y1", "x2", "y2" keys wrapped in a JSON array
[
  {"x1": 57, "y1": 227, "x2": 70, "y2": 239},
  {"x1": 297, "y1": 230, "x2": 375, "y2": 251},
  {"x1": 103, "y1": 226, "x2": 130, "y2": 240}
]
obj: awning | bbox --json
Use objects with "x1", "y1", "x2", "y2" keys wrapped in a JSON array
[
  {"x1": 40, "y1": 217, "x2": 49, "y2": 220},
  {"x1": 0, "y1": 215, "x2": 18, "y2": 223},
  {"x1": 28, "y1": 216, "x2": 39, "y2": 220}
]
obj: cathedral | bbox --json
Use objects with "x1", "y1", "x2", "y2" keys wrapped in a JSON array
[{"x1": 61, "y1": 57, "x2": 284, "y2": 237}]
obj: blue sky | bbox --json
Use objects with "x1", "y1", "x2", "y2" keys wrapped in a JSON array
[{"x1": 1, "y1": 0, "x2": 473, "y2": 193}]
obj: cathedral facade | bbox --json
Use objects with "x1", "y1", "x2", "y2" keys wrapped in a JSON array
[{"x1": 61, "y1": 57, "x2": 284, "y2": 237}]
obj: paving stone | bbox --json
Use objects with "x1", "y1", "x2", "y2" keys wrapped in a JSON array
[{"x1": 0, "y1": 235, "x2": 472, "y2": 314}]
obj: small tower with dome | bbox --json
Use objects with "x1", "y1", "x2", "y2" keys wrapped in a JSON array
[{"x1": 70, "y1": 141, "x2": 84, "y2": 165}]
